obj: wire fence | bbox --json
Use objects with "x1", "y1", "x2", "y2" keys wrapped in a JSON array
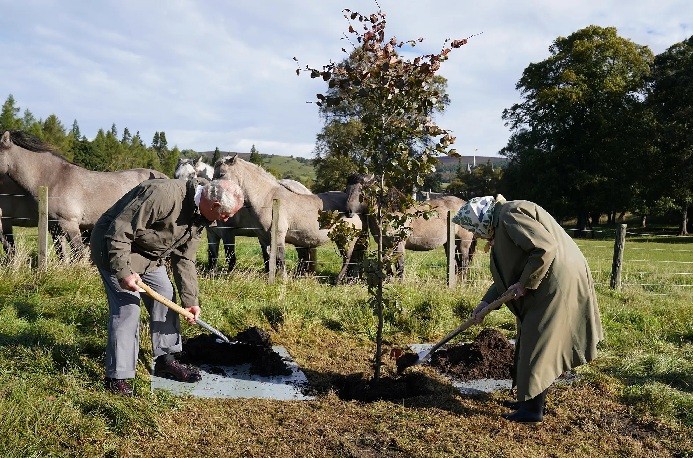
[{"x1": 1, "y1": 189, "x2": 691, "y2": 290}]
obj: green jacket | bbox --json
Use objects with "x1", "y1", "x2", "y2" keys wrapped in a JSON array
[
  {"x1": 482, "y1": 196, "x2": 603, "y2": 400},
  {"x1": 90, "y1": 178, "x2": 210, "y2": 308}
]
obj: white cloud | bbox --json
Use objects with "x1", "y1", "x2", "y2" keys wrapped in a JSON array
[{"x1": 0, "y1": 0, "x2": 690, "y2": 157}]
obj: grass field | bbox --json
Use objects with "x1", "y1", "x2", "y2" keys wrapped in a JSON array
[{"x1": 0, "y1": 227, "x2": 691, "y2": 457}]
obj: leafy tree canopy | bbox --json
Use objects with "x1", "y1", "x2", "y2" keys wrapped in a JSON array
[
  {"x1": 646, "y1": 35, "x2": 693, "y2": 233},
  {"x1": 501, "y1": 25, "x2": 654, "y2": 227}
]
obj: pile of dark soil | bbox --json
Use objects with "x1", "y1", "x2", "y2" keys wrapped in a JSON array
[
  {"x1": 178, "y1": 326, "x2": 292, "y2": 376},
  {"x1": 428, "y1": 328, "x2": 514, "y2": 381}
]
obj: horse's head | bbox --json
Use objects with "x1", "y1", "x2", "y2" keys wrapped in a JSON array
[
  {"x1": 174, "y1": 158, "x2": 196, "y2": 180},
  {"x1": 344, "y1": 173, "x2": 374, "y2": 217},
  {"x1": 193, "y1": 157, "x2": 214, "y2": 180},
  {"x1": 213, "y1": 154, "x2": 239, "y2": 180},
  {"x1": 0, "y1": 131, "x2": 12, "y2": 174}
]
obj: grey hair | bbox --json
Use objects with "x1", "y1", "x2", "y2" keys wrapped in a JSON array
[{"x1": 204, "y1": 179, "x2": 244, "y2": 213}]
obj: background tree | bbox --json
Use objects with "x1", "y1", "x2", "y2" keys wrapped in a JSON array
[
  {"x1": 0, "y1": 95, "x2": 21, "y2": 131},
  {"x1": 420, "y1": 170, "x2": 444, "y2": 194},
  {"x1": 312, "y1": 120, "x2": 362, "y2": 192},
  {"x1": 447, "y1": 161, "x2": 503, "y2": 200},
  {"x1": 92, "y1": 127, "x2": 124, "y2": 171},
  {"x1": 151, "y1": 131, "x2": 179, "y2": 176},
  {"x1": 299, "y1": 9, "x2": 466, "y2": 380},
  {"x1": 21, "y1": 109, "x2": 40, "y2": 133},
  {"x1": 647, "y1": 35, "x2": 693, "y2": 235},
  {"x1": 249, "y1": 144, "x2": 265, "y2": 167},
  {"x1": 311, "y1": 46, "x2": 452, "y2": 193},
  {"x1": 72, "y1": 136, "x2": 104, "y2": 170},
  {"x1": 120, "y1": 127, "x2": 132, "y2": 145},
  {"x1": 212, "y1": 146, "x2": 221, "y2": 165},
  {"x1": 131, "y1": 131, "x2": 160, "y2": 170},
  {"x1": 151, "y1": 131, "x2": 167, "y2": 164},
  {"x1": 501, "y1": 26, "x2": 654, "y2": 229},
  {"x1": 42, "y1": 114, "x2": 68, "y2": 151}
]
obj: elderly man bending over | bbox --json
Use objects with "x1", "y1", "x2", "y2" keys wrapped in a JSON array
[{"x1": 90, "y1": 177, "x2": 244, "y2": 396}]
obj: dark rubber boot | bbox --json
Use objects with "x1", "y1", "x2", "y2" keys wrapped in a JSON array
[
  {"x1": 501, "y1": 389, "x2": 547, "y2": 424},
  {"x1": 154, "y1": 354, "x2": 202, "y2": 383},
  {"x1": 501, "y1": 399, "x2": 521, "y2": 409},
  {"x1": 104, "y1": 378, "x2": 134, "y2": 396}
]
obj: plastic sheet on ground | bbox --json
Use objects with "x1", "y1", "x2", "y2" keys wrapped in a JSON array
[{"x1": 151, "y1": 346, "x2": 313, "y2": 400}]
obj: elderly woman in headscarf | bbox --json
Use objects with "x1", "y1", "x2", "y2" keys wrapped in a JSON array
[{"x1": 453, "y1": 195, "x2": 603, "y2": 424}]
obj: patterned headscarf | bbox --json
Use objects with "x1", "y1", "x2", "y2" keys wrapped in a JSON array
[{"x1": 452, "y1": 196, "x2": 497, "y2": 239}]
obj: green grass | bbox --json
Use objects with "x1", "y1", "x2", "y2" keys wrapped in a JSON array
[{"x1": 0, "y1": 227, "x2": 691, "y2": 456}]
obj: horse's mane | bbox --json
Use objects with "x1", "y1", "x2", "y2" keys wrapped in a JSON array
[
  {"x1": 3, "y1": 130, "x2": 77, "y2": 165},
  {"x1": 5, "y1": 130, "x2": 60, "y2": 154},
  {"x1": 237, "y1": 157, "x2": 281, "y2": 184}
]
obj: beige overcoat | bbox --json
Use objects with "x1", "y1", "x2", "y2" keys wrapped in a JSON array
[{"x1": 481, "y1": 196, "x2": 603, "y2": 400}]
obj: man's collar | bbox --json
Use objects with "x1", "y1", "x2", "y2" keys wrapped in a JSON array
[{"x1": 194, "y1": 184, "x2": 204, "y2": 207}]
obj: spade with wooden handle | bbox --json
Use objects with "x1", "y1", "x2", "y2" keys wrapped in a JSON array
[
  {"x1": 396, "y1": 290, "x2": 518, "y2": 374},
  {"x1": 136, "y1": 280, "x2": 233, "y2": 344}
]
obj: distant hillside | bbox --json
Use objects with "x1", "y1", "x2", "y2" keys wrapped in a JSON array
[
  {"x1": 197, "y1": 150, "x2": 505, "y2": 189},
  {"x1": 198, "y1": 150, "x2": 316, "y2": 187}
]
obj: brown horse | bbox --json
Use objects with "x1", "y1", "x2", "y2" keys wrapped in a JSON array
[
  {"x1": 213, "y1": 155, "x2": 361, "y2": 277},
  {"x1": 0, "y1": 174, "x2": 39, "y2": 254},
  {"x1": 0, "y1": 131, "x2": 167, "y2": 256},
  {"x1": 345, "y1": 173, "x2": 476, "y2": 278}
]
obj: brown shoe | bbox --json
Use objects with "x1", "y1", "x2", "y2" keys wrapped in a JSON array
[
  {"x1": 154, "y1": 356, "x2": 201, "y2": 383},
  {"x1": 104, "y1": 378, "x2": 133, "y2": 396}
]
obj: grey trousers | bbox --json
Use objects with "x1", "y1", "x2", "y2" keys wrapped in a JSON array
[{"x1": 97, "y1": 266, "x2": 182, "y2": 379}]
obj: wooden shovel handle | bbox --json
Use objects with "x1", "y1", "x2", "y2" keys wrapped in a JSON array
[
  {"x1": 136, "y1": 280, "x2": 195, "y2": 321},
  {"x1": 425, "y1": 290, "x2": 518, "y2": 357}
]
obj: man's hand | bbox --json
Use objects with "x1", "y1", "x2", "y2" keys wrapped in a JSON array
[
  {"x1": 119, "y1": 272, "x2": 143, "y2": 292},
  {"x1": 470, "y1": 301, "x2": 490, "y2": 324},
  {"x1": 184, "y1": 305, "x2": 201, "y2": 324}
]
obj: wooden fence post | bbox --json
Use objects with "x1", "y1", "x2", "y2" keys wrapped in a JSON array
[
  {"x1": 446, "y1": 210, "x2": 456, "y2": 288},
  {"x1": 610, "y1": 224, "x2": 627, "y2": 290},
  {"x1": 37, "y1": 186, "x2": 48, "y2": 269},
  {"x1": 268, "y1": 198, "x2": 281, "y2": 283}
]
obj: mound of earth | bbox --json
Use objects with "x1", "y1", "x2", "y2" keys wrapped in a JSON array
[
  {"x1": 428, "y1": 328, "x2": 514, "y2": 381},
  {"x1": 178, "y1": 326, "x2": 292, "y2": 376}
]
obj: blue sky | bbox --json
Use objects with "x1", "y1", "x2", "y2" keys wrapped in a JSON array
[{"x1": 1, "y1": 1, "x2": 690, "y2": 158}]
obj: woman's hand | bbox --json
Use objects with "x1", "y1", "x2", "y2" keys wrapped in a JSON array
[
  {"x1": 507, "y1": 282, "x2": 528, "y2": 298},
  {"x1": 470, "y1": 301, "x2": 490, "y2": 324}
]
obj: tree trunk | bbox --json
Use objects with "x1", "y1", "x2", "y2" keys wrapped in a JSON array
[
  {"x1": 373, "y1": 179, "x2": 385, "y2": 382},
  {"x1": 575, "y1": 212, "x2": 589, "y2": 238},
  {"x1": 680, "y1": 203, "x2": 689, "y2": 236}
]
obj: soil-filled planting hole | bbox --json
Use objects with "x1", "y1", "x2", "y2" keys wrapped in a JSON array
[
  {"x1": 335, "y1": 328, "x2": 515, "y2": 402},
  {"x1": 178, "y1": 326, "x2": 292, "y2": 376},
  {"x1": 335, "y1": 372, "x2": 447, "y2": 402},
  {"x1": 428, "y1": 328, "x2": 515, "y2": 381}
]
